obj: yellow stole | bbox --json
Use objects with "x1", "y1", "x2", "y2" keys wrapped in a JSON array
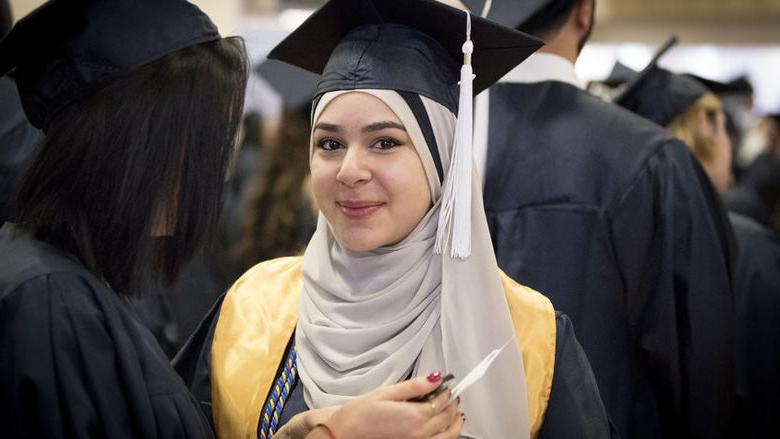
[{"x1": 211, "y1": 256, "x2": 556, "y2": 439}]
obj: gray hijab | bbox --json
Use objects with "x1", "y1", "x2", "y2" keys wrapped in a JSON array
[{"x1": 296, "y1": 89, "x2": 530, "y2": 439}]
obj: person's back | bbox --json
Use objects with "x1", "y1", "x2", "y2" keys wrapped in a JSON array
[
  {"x1": 470, "y1": 0, "x2": 736, "y2": 437},
  {"x1": 0, "y1": 223, "x2": 213, "y2": 437},
  {"x1": 612, "y1": 63, "x2": 780, "y2": 438}
]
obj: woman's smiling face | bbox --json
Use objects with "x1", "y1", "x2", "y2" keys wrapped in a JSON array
[{"x1": 310, "y1": 92, "x2": 432, "y2": 252}]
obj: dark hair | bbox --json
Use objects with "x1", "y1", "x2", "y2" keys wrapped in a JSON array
[
  {"x1": 518, "y1": 0, "x2": 578, "y2": 41},
  {"x1": 234, "y1": 107, "x2": 316, "y2": 266},
  {"x1": 1, "y1": 0, "x2": 11, "y2": 37},
  {"x1": 16, "y1": 37, "x2": 248, "y2": 296}
]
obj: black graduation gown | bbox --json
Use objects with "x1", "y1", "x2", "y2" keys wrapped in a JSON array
[
  {"x1": 0, "y1": 223, "x2": 213, "y2": 438},
  {"x1": 482, "y1": 81, "x2": 737, "y2": 439},
  {"x1": 728, "y1": 212, "x2": 780, "y2": 438},
  {"x1": 726, "y1": 152, "x2": 780, "y2": 231},
  {"x1": 175, "y1": 299, "x2": 615, "y2": 438}
]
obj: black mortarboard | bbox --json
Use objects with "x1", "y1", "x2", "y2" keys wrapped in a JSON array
[
  {"x1": 615, "y1": 68, "x2": 708, "y2": 127},
  {"x1": 0, "y1": 0, "x2": 219, "y2": 131},
  {"x1": 683, "y1": 73, "x2": 753, "y2": 97},
  {"x1": 268, "y1": 0, "x2": 543, "y2": 113},
  {"x1": 603, "y1": 61, "x2": 637, "y2": 87},
  {"x1": 255, "y1": 59, "x2": 319, "y2": 111},
  {"x1": 461, "y1": 0, "x2": 576, "y2": 30},
  {"x1": 612, "y1": 36, "x2": 710, "y2": 127}
]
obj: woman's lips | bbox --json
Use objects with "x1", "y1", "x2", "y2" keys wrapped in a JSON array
[{"x1": 337, "y1": 201, "x2": 384, "y2": 219}]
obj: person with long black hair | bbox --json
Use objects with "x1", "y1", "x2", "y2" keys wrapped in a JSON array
[{"x1": 0, "y1": 0, "x2": 247, "y2": 437}]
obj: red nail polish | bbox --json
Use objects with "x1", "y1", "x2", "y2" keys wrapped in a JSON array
[
  {"x1": 427, "y1": 371, "x2": 442, "y2": 382},
  {"x1": 456, "y1": 396, "x2": 461, "y2": 404}
]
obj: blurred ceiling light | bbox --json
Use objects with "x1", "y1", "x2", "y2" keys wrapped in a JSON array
[{"x1": 278, "y1": 8, "x2": 315, "y2": 31}]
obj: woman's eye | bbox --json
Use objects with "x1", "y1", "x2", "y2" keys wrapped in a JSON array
[
  {"x1": 318, "y1": 139, "x2": 342, "y2": 151},
  {"x1": 373, "y1": 138, "x2": 400, "y2": 150}
]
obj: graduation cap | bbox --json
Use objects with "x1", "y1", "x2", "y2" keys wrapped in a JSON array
[
  {"x1": 269, "y1": 0, "x2": 543, "y2": 259},
  {"x1": 612, "y1": 36, "x2": 711, "y2": 127},
  {"x1": 268, "y1": 0, "x2": 543, "y2": 114},
  {"x1": 585, "y1": 61, "x2": 638, "y2": 101},
  {"x1": 255, "y1": 59, "x2": 319, "y2": 111},
  {"x1": 603, "y1": 61, "x2": 637, "y2": 87},
  {"x1": 683, "y1": 73, "x2": 753, "y2": 97},
  {"x1": 0, "y1": 0, "x2": 219, "y2": 131},
  {"x1": 460, "y1": 0, "x2": 576, "y2": 30}
]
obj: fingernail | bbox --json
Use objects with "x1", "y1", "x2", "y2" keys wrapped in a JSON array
[
  {"x1": 427, "y1": 371, "x2": 442, "y2": 382},
  {"x1": 461, "y1": 413, "x2": 466, "y2": 422},
  {"x1": 456, "y1": 396, "x2": 461, "y2": 404}
]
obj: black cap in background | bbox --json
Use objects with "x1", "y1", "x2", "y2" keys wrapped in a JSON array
[
  {"x1": 684, "y1": 73, "x2": 753, "y2": 97},
  {"x1": 611, "y1": 36, "x2": 708, "y2": 127},
  {"x1": 255, "y1": 59, "x2": 319, "y2": 111},
  {"x1": 0, "y1": 0, "x2": 219, "y2": 131},
  {"x1": 615, "y1": 68, "x2": 709, "y2": 127}
]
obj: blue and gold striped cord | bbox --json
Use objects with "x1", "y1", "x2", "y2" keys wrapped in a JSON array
[{"x1": 259, "y1": 343, "x2": 298, "y2": 438}]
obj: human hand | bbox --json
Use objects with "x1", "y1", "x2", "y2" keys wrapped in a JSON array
[
  {"x1": 309, "y1": 371, "x2": 464, "y2": 439},
  {"x1": 275, "y1": 405, "x2": 340, "y2": 439}
]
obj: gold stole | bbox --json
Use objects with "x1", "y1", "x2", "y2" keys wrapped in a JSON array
[{"x1": 211, "y1": 257, "x2": 556, "y2": 439}]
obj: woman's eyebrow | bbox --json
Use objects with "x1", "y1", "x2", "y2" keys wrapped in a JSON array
[
  {"x1": 314, "y1": 122, "x2": 340, "y2": 132},
  {"x1": 362, "y1": 121, "x2": 406, "y2": 133}
]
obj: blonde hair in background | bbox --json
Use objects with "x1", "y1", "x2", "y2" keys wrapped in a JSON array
[{"x1": 667, "y1": 92, "x2": 724, "y2": 165}]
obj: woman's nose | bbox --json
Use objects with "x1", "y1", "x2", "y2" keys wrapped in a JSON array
[{"x1": 336, "y1": 146, "x2": 371, "y2": 187}]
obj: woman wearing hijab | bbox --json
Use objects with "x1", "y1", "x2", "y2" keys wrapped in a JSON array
[
  {"x1": 176, "y1": 1, "x2": 612, "y2": 438},
  {"x1": 0, "y1": 0, "x2": 246, "y2": 437}
]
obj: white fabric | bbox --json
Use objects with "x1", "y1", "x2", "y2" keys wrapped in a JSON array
[
  {"x1": 296, "y1": 89, "x2": 530, "y2": 439},
  {"x1": 473, "y1": 52, "x2": 584, "y2": 184},
  {"x1": 500, "y1": 52, "x2": 584, "y2": 89}
]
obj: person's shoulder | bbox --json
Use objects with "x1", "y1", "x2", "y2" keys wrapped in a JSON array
[
  {"x1": 498, "y1": 269, "x2": 555, "y2": 318},
  {"x1": 501, "y1": 81, "x2": 669, "y2": 140},
  {"x1": 489, "y1": 82, "x2": 684, "y2": 204},
  {"x1": 225, "y1": 256, "x2": 303, "y2": 305},
  {"x1": 232, "y1": 256, "x2": 302, "y2": 289},
  {"x1": 0, "y1": 224, "x2": 101, "y2": 301}
]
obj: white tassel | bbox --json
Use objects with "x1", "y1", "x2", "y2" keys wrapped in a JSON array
[{"x1": 435, "y1": 11, "x2": 474, "y2": 260}]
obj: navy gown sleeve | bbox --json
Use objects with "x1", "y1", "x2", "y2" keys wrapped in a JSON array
[
  {"x1": 0, "y1": 272, "x2": 213, "y2": 438},
  {"x1": 609, "y1": 143, "x2": 736, "y2": 437},
  {"x1": 172, "y1": 294, "x2": 225, "y2": 428},
  {"x1": 537, "y1": 312, "x2": 616, "y2": 439},
  {"x1": 728, "y1": 212, "x2": 780, "y2": 438}
]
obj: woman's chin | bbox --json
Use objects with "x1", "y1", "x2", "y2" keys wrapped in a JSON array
[
  {"x1": 336, "y1": 230, "x2": 387, "y2": 253},
  {"x1": 340, "y1": 239, "x2": 381, "y2": 253}
]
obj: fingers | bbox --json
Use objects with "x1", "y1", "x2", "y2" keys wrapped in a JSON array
[
  {"x1": 422, "y1": 390, "x2": 460, "y2": 436},
  {"x1": 427, "y1": 387, "x2": 454, "y2": 417},
  {"x1": 431, "y1": 408, "x2": 465, "y2": 439},
  {"x1": 369, "y1": 371, "x2": 444, "y2": 401}
]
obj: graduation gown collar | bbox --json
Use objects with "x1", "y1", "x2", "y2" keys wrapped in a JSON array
[{"x1": 499, "y1": 52, "x2": 584, "y2": 89}]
